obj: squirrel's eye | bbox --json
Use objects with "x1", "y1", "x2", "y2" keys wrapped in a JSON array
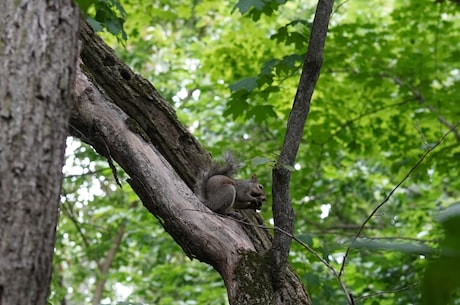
[{"x1": 258, "y1": 184, "x2": 263, "y2": 190}]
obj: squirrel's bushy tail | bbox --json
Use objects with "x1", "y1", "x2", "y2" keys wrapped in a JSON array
[
  {"x1": 206, "y1": 151, "x2": 240, "y2": 178},
  {"x1": 195, "y1": 152, "x2": 240, "y2": 201}
]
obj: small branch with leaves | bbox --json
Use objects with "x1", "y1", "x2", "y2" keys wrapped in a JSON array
[{"x1": 339, "y1": 122, "x2": 460, "y2": 282}]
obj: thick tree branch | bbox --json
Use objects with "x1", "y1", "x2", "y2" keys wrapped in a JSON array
[{"x1": 271, "y1": 0, "x2": 334, "y2": 288}]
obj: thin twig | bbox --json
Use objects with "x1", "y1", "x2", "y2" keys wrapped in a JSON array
[
  {"x1": 354, "y1": 282, "x2": 418, "y2": 302},
  {"x1": 382, "y1": 73, "x2": 460, "y2": 143},
  {"x1": 320, "y1": 99, "x2": 412, "y2": 145},
  {"x1": 64, "y1": 167, "x2": 112, "y2": 179}
]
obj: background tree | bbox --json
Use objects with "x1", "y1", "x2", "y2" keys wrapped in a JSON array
[{"x1": 0, "y1": 1, "x2": 79, "y2": 305}]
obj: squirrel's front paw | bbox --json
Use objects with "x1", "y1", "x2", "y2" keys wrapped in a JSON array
[{"x1": 249, "y1": 199, "x2": 264, "y2": 210}]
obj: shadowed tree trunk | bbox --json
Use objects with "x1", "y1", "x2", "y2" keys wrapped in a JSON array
[{"x1": 0, "y1": 1, "x2": 79, "y2": 305}]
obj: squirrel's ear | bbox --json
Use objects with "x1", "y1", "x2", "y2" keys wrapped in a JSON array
[{"x1": 251, "y1": 174, "x2": 257, "y2": 181}]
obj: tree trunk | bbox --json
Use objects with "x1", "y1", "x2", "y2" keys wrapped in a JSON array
[
  {"x1": 272, "y1": 0, "x2": 333, "y2": 290},
  {"x1": 0, "y1": 1, "x2": 79, "y2": 305},
  {"x1": 71, "y1": 19, "x2": 311, "y2": 305}
]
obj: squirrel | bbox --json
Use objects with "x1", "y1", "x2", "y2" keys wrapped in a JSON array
[{"x1": 198, "y1": 153, "x2": 266, "y2": 215}]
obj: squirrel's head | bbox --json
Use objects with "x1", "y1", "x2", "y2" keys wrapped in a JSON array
[{"x1": 250, "y1": 174, "x2": 266, "y2": 202}]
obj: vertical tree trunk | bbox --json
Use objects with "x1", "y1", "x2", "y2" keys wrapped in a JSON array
[{"x1": 0, "y1": 1, "x2": 79, "y2": 305}]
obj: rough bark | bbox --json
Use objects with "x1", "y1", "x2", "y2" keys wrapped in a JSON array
[
  {"x1": 0, "y1": 1, "x2": 79, "y2": 305},
  {"x1": 71, "y1": 19, "x2": 311, "y2": 305}
]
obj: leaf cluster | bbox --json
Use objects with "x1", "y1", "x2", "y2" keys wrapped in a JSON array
[{"x1": 75, "y1": 0, "x2": 128, "y2": 42}]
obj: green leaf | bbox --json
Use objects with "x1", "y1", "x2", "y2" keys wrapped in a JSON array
[
  {"x1": 247, "y1": 104, "x2": 277, "y2": 122},
  {"x1": 233, "y1": 0, "x2": 265, "y2": 14},
  {"x1": 105, "y1": 18, "x2": 124, "y2": 36},
  {"x1": 223, "y1": 99, "x2": 249, "y2": 119},
  {"x1": 229, "y1": 77, "x2": 258, "y2": 92},
  {"x1": 251, "y1": 157, "x2": 272, "y2": 167},
  {"x1": 297, "y1": 234, "x2": 314, "y2": 247},
  {"x1": 282, "y1": 164, "x2": 295, "y2": 172},
  {"x1": 86, "y1": 17, "x2": 103, "y2": 32},
  {"x1": 422, "y1": 204, "x2": 460, "y2": 305},
  {"x1": 74, "y1": 0, "x2": 92, "y2": 13},
  {"x1": 261, "y1": 58, "x2": 279, "y2": 75}
]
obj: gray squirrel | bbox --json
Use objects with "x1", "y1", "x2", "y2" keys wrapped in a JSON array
[{"x1": 199, "y1": 153, "x2": 266, "y2": 215}]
